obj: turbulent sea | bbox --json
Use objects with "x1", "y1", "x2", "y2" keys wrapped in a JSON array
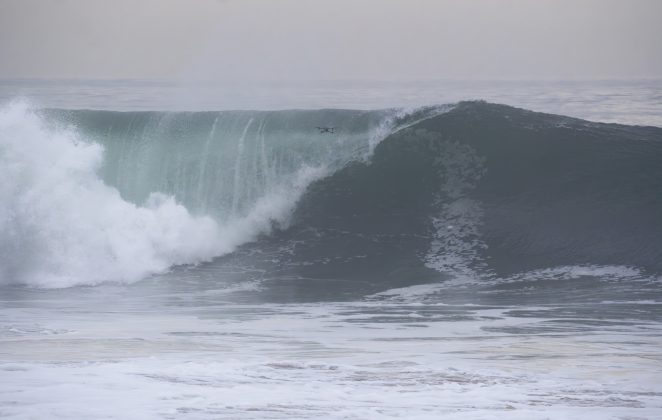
[{"x1": 1, "y1": 80, "x2": 662, "y2": 419}]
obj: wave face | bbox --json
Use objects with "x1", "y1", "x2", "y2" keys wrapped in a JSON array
[
  {"x1": 2, "y1": 100, "x2": 661, "y2": 289},
  {"x1": 256, "y1": 102, "x2": 662, "y2": 298}
]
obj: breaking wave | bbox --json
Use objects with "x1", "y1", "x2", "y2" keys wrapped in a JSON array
[
  {"x1": 0, "y1": 102, "x2": 433, "y2": 287},
  {"x1": 2, "y1": 100, "x2": 661, "y2": 289}
]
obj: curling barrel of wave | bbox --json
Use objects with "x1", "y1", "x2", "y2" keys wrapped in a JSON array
[{"x1": 0, "y1": 103, "x2": 415, "y2": 287}]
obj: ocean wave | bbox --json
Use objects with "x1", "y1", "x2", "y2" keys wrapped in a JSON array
[{"x1": 2, "y1": 100, "x2": 661, "y2": 288}]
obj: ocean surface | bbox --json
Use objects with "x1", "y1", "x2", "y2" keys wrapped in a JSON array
[{"x1": 1, "y1": 79, "x2": 661, "y2": 419}]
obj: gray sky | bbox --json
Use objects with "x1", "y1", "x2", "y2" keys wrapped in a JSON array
[{"x1": 1, "y1": 0, "x2": 661, "y2": 81}]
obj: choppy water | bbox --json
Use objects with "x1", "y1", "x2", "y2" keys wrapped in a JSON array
[
  {"x1": 2, "y1": 279, "x2": 662, "y2": 419},
  {"x1": 1, "y1": 79, "x2": 662, "y2": 419}
]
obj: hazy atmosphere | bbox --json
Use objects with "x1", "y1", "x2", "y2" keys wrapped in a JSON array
[{"x1": 1, "y1": 0, "x2": 661, "y2": 81}]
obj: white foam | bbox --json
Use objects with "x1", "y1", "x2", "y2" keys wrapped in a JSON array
[
  {"x1": 372, "y1": 264, "x2": 659, "y2": 302},
  {"x1": 0, "y1": 102, "x2": 324, "y2": 288},
  {"x1": 504, "y1": 264, "x2": 655, "y2": 284},
  {"x1": 2, "y1": 300, "x2": 661, "y2": 419}
]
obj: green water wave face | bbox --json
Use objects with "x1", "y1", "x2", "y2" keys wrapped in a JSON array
[{"x1": 43, "y1": 108, "x2": 401, "y2": 221}]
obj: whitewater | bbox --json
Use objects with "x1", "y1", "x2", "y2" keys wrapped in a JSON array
[{"x1": 1, "y1": 80, "x2": 662, "y2": 419}]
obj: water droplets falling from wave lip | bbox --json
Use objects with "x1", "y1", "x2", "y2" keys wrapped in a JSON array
[
  {"x1": 56, "y1": 107, "x2": 418, "y2": 222},
  {"x1": 1, "y1": 101, "x2": 442, "y2": 288}
]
